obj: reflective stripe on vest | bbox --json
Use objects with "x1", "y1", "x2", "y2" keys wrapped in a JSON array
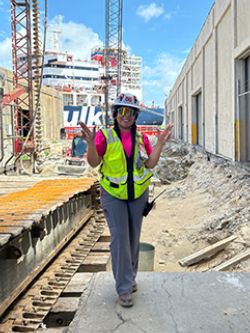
[{"x1": 99, "y1": 128, "x2": 152, "y2": 200}]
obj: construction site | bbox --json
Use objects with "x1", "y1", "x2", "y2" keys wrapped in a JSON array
[{"x1": 0, "y1": 0, "x2": 250, "y2": 332}]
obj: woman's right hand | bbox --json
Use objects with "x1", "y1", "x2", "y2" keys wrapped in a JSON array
[
  {"x1": 78, "y1": 121, "x2": 96, "y2": 143},
  {"x1": 77, "y1": 121, "x2": 102, "y2": 167}
]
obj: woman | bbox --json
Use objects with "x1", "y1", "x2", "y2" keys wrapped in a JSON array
[{"x1": 79, "y1": 93, "x2": 173, "y2": 307}]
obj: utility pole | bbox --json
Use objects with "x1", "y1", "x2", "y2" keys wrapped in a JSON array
[{"x1": 104, "y1": 0, "x2": 123, "y2": 127}]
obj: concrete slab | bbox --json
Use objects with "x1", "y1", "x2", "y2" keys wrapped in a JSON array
[{"x1": 68, "y1": 272, "x2": 250, "y2": 333}]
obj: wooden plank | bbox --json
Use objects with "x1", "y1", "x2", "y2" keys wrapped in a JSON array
[
  {"x1": 50, "y1": 297, "x2": 79, "y2": 313},
  {"x1": 78, "y1": 254, "x2": 110, "y2": 272},
  {"x1": 91, "y1": 241, "x2": 110, "y2": 252},
  {"x1": 98, "y1": 227, "x2": 111, "y2": 242},
  {"x1": 98, "y1": 235, "x2": 111, "y2": 242},
  {"x1": 44, "y1": 297, "x2": 79, "y2": 328},
  {"x1": 62, "y1": 272, "x2": 93, "y2": 296},
  {"x1": 213, "y1": 249, "x2": 250, "y2": 271},
  {"x1": 178, "y1": 235, "x2": 237, "y2": 267}
]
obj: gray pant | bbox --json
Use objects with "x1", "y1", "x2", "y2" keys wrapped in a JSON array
[{"x1": 100, "y1": 188, "x2": 149, "y2": 296}]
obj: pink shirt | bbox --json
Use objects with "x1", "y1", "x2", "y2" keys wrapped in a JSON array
[{"x1": 94, "y1": 129, "x2": 152, "y2": 158}]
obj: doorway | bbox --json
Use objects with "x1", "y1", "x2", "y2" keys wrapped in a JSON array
[
  {"x1": 192, "y1": 92, "x2": 203, "y2": 146},
  {"x1": 237, "y1": 55, "x2": 250, "y2": 161}
]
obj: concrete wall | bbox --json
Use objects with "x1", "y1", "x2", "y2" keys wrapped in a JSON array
[
  {"x1": 0, "y1": 67, "x2": 63, "y2": 171},
  {"x1": 217, "y1": 7, "x2": 233, "y2": 158},
  {"x1": 166, "y1": 0, "x2": 250, "y2": 161},
  {"x1": 40, "y1": 86, "x2": 64, "y2": 140},
  {"x1": 236, "y1": 0, "x2": 250, "y2": 46},
  {"x1": 0, "y1": 68, "x2": 13, "y2": 168}
]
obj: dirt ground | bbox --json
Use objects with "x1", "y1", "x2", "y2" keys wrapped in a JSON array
[
  {"x1": 141, "y1": 186, "x2": 210, "y2": 272},
  {"x1": 140, "y1": 148, "x2": 250, "y2": 273}
]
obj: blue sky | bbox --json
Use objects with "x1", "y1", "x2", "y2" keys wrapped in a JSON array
[{"x1": 0, "y1": 0, "x2": 214, "y2": 107}]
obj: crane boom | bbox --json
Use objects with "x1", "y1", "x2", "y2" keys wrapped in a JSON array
[
  {"x1": 0, "y1": 87, "x2": 27, "y2": 109},
  {"x1": 104, "y1": 0, "x2": 123, "y2": 124}
]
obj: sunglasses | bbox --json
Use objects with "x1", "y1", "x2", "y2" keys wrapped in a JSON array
[{"x1": 117, "y1": 107, "x2": 138, "y2": 117}]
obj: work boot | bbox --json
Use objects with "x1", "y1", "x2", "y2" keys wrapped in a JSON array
[
  {"x1": 132, "y1": 282, "x2": 138, "y2": 293},
  {"x1": 118, "y1": 293, "x2": 133, "y2": 307}
]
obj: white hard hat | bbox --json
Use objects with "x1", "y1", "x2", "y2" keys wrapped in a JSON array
[{"x1": 112, "y1": 93, "x2": 141, "y2": 111}]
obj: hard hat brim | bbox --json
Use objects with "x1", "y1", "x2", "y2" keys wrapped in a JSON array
[{"x1": 112, "y1": 103, "x2": 141, "y2": 111}]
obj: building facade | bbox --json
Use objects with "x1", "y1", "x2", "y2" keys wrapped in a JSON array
[{"x1": 166, "y1": 0, "x2": 250, "y2": 162}]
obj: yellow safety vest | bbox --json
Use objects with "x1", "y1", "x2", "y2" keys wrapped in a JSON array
[{"x1": 99, "y1": 128, "x2": 153, "y2": 200}]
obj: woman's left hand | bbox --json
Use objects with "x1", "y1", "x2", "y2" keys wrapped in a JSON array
[
  {"x1": 157, "y1": 123, "x2": 174, "y2": 144},
  {"x1": 145, "y1": 123, "x2": 174, "y2": 169}
]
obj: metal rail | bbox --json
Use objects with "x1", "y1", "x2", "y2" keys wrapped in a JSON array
[{"x1": 0, "y1": 208, "x2": 108, "y2": 332}]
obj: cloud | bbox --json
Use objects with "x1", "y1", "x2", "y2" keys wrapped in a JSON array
[
  {"x1": 142, "y1": 52, "x2": 184, "y2": 106},
  {"x1": 0, "y1": 36, "x2": 12, "y2": 69},
  {"x1": 136, "y1": 3, "x2": 164, "y2": 22},
  {"x1": 0, "y1": 15, "x2": 103, "y2": 70},
  {"x1": 0, "y1": 25, "x2": 28, "y2": 70},
  {"x1": 48, "y1": 15, "x2": 103, "y2": 59}
]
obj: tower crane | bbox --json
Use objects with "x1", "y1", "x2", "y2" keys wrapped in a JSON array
[{"x1": 104, "y1": 0, "x2": 123, "y2": 125}]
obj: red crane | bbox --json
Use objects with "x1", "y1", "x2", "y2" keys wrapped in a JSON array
[
  {"x1": 10, "y1": 0, "x2": 35, "y2": 154},
  {"x1": 0, "y1": 87, "x2": 27, "y2": 108}
]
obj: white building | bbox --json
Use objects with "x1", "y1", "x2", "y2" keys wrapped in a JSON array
[
  {"x1": 166, "y1": 0, "x2": 250, "y2": 162},
  {"x1": 91, "y1": 47, "x2": 142, "y2": 101},
  {"x1": 121, "y1": 53, "x2": 142, "y2": 101}
]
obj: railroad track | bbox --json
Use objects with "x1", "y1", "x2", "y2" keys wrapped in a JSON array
[{"x1": 0, "y1": 196, "x2": 111, "y2": 332}]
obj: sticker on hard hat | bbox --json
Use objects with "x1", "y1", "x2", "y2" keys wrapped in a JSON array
[{"x1": 125, "y1": 96, "x2": 133, "y2": 102}]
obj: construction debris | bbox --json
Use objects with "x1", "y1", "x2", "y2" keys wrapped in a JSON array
[
  {"x1": 141, "y1": 140, "x2": 250, "y2": 272},
  {"x1": 178, "y1": 235, "x2": 237, "y2": 267},
  {"x1": 213, "y1": 248, "x2": 250, "y2": 271}
]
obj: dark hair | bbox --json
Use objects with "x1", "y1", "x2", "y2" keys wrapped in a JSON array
[
  {"x1": 113, "y1": 118, "x2": 137, "y2": 153},
  {"x1": 112, "y1": 108, "x2": 118, "y2": 119}
]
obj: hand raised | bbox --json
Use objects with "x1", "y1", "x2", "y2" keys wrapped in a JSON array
[
  {"x1": 78, "y1": 121, "x2": 96, "y2": 143},
  {"x1": 157, "y1": 123, "x2": 173, "y2": 144}
]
